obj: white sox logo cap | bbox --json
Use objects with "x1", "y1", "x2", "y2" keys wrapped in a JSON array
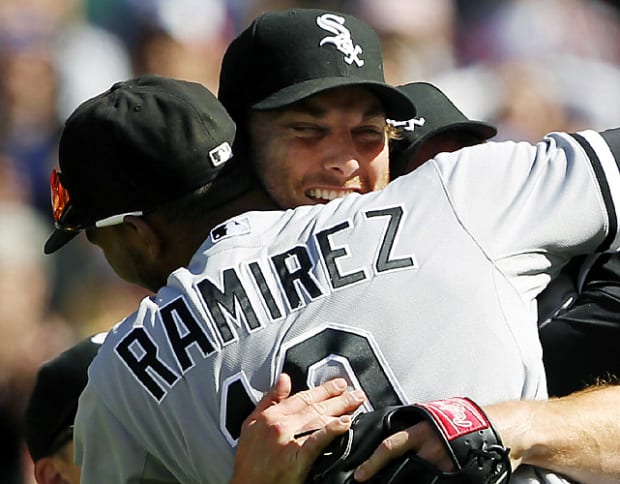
[
  {"x1": 217, "y1": 8, "x2": 416, "y2": 125},
  {"x1": 389, "y1": 82, "x2": 497, "y2": 167}
]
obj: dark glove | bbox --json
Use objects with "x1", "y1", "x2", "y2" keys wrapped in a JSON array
[{"x1": 306, "y1": 397, "x2": 511, "y2": 484}]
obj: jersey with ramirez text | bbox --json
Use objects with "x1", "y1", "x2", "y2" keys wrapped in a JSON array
[{"x1": 76, "y1": 129, "x2": 620, "y2": 483}]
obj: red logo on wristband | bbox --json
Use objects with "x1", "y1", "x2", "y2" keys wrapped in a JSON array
[{"x1": 418, "y1": 397, "x2": 489, "y2": 440}]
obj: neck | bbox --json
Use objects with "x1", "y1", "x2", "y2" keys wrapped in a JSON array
[
  {"x1": 211, "y1": 186, "x2": 278, "y2": 224},
  {"x1": 153, "y1": 186, "x2": 277, "y2": 288}
]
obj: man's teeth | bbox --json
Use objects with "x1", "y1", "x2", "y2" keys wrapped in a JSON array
[{"x1": 307, "y1": 188, "x2": 355, "y2": 201}]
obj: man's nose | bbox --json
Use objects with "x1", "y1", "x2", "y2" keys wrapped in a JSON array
[{"x1": 323, "y1": 138, "x2": 360, "y2": 178}]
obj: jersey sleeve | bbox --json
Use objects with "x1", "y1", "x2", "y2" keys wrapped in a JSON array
[
  {"x1": 431, "y1": 128, "x2": 620, "y2": 261},
  {"x1": 572, "y1": 128, "x2": 620, "y2": 251}
]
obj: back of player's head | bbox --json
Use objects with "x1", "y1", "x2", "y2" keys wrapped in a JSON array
[
  {"x1": 218, "y1": 8, "x2": 416, "y2": 158},
  {"x1": 389, "y1": 82, "x2": 497, "y2": 171},
  {"x1": 44, "y1": 75, "x2": 251, "y2": 255},
  {"x1": 23, "y1": 333, "x2": 107, "y2": 461}
]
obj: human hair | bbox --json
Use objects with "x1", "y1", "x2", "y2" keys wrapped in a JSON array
[
  {"x1": 386, "y1": 122, "x2": 401, "y2": 140},
  {"x1": 148, "y1": 184, "x2": 215, "y2": 228}
]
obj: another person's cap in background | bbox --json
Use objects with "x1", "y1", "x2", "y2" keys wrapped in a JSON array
[
  {"x1": 23, "y1": 332, "x2": 107, "y2": 461},
  {"x1": 218, "y1": 8, "x2": 417, "y2": 125},
  {"x1": 389, "y1": 82, "x2": 497, "y2": 167},
  {"x1": 44, "y1": 75, "x2": 237, "y2": 254}
]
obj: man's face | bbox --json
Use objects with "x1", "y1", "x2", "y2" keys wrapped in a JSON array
[
  {"x1": 85, "y1": 224, "x2": 162, "y2": 292},
  {"x1": 249, "y1": 87, "x2": 390, "y2": 209},
  {"x1": 34, "y1": 440, "x2": 81, "y2": 484}
]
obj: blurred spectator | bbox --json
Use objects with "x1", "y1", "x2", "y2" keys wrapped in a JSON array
[
  {"x1": 432, "y1": 0, "x2": 620, "y2": 141},
  {"x1": 0, "y1": 27, "x2": 60, "y2": 217},
  {"x1": 125, "y1": 0, "x2": 232, "y2": 92},
  {"x1": 0, "y1": 1, "x2": 618, "y2": 480},
  {"x1": 0, "y1": 0, "x2": 132, "y2": 213},
  {"x1": 52, "y1": 0, "x2": 132, "y2": 121},
  {"x1": 356, "y1": 0, "x2": 457, "y2": 85},
  {"x1": 0, "y1": 200, "x2": 76, "y2": 483}
]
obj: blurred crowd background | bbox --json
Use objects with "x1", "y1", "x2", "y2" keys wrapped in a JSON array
[{"x1": 1, "y1": 0, "x2": 619, "y2": 481}]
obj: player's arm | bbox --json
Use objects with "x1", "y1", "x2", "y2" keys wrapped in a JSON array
[
  {"x1": 483, "y1": 384, "x2": 620, "y2": 483},
  {"x1": 352, "y1": 386, "x2": 620, "y2": 483},
  {"x1": 230, "y1": 374, "x2": 366, "y2": 484}
]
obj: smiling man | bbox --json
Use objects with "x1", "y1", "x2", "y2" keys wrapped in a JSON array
[
  {"x1": 217, "y1": 8, "x2": 415, "y2": 209},
  {"x1": 248, "y1": 86, "x2": 391, "y2": 207}
]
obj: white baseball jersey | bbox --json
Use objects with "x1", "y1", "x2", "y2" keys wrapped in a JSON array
[{"x1": 76, "y1": 129, "x2": 620, "y2": 483}]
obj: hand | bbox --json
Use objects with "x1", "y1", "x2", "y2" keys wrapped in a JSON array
[
  {"x1": 353, "y1": 419, "x2": 455, "y2": 482},
  {"x1": 230, "y1": 373, "x2": 366, "y2": 484}
]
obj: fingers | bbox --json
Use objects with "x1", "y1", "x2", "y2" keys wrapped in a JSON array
[
  {"x1": 292, "y1": 388, "x2": 366, "y2": 437},
  {"x1": 254, "y1": 373, "x2": 293, "y2": 413},
  {"x1": 245, "y1": 375, "x2": 366, "y2": 447},
  {"x1": 279, "y1": 377, "x2": 350, "y2": 413},
  {"x1": 354, "y1": 429, "x2": 412, "y2": 482},
  {"x1": 299, "y1": 415, "x2": 353, "y2": 461},
  {"x1": 353, "y1": 420, "x2": 455, "y2": 481}
]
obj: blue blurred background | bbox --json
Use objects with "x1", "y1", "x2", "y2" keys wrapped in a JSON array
[{"x1": 1, "y1": 0, "x2": 619, "y2": 481}]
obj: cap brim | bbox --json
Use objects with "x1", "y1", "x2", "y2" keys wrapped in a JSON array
[
  {"x1": 405, "y1": 120, "x2": 496, "y2": 151},
  {"x1": 395, "y1": 121, "x2": 497, "y2": 166},
  {"x1": 44, "y1": 229, "x2": 80, "y2": 255},
  {"x1": 252, "y1": 77, "x2": 416, "y2": 121},
  {"x1": 433, "y1": 121, "x2": 498, "y2": 141}
]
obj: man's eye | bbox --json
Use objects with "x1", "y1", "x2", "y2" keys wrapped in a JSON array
[
  {"x1": 355, "y1": 127, "x2": 385, "y2": 141},
  {"x1": 291, "y1": 125, "x2": 326, "y2": 137}
]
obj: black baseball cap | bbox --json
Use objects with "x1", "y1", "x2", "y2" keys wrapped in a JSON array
[
  {"x1": 218, "y1": 9, "x2": 417, "y2": 124},
  {"x1": 389, "y1": 82, "x2": 497, "y2": 165},
  {"x1": 44, "y1": 75, "x2": 237, "y2": 254},
  {"x1": 23, "y1": 332, "x2": 106, "y2": 461}
]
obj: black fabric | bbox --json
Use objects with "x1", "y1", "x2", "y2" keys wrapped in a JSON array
[
  {"x1": 307, "y1": 401, "x2": 510, "y2": 484},
  {"x1": 540, "y1": 252, "x2": 620, "y2": 396},
  {"x1": 389, "y1": 82, "x2": 497, "y2": 168},
  {"x1": 601, "y1": 128, "x2": 620, "y2": 171},
  {"x1": 218, "y1": 9, "x2": 416, "y2": 123},
  {"x1": 23, "y1": 334, "x2": 104, "y2": 460},
  {"x1": 44, "y1": 75, "x2": 237, "y2": 254},
  {"x1": 570, "y1": 133, "x2": 617, "y2": 252}
]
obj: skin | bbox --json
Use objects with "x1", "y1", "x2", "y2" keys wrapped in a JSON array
[
  {"x1": 237, "y1": 125, "x2": 620, "y2": 483},
  {"x1": 351, "y1": 132, "x2": 620, "y2": 484},
  {"x1": 79, "y1": 87, "x2": 620, "y2": 483},
  {"x1": 249, "y1": 86, "x2": 391, "y2": 209},
  {"x1": 34, "y1": 441, "x2": 81, "y2": 484},
  {"x1": 31, "y1": 374, "x2": 364, "y2": 484},
  {"x1": 231, "y1": 374, "x2": 367, "y2": 484},
  {"x1": 80, "y1": 85, "x2": 388, "y2": 484},
  {"x1": 355, "y1": 384, "x2": 620, "y2": 483},
  {"x1": 392, "y1": 131, "x2": 484, "y2": 177},
  {"x1": 85, "y1": 213, "x2": 203, "y2": 293}
]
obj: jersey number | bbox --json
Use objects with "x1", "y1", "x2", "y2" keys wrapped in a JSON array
[{"x1": 223, "y1": 326, "x2": 404, "y2": 442}]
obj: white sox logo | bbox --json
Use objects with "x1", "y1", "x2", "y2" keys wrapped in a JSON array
[
  {"x1": 436, "y1": 401, "x2": 473, "y2": 428},
  {"x1": 421, "y1": 397, "x2": 488, "y2": 440},
  {"x1": 387, "y1": 117, "x2": 426, "y2": 132},
  {"x1": 316, "y1": 13, "x2": 364, "y2": 67}
]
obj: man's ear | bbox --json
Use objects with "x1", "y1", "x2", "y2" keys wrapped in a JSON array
[
  {"x1": 122, "y1": 215, "x2": 164, "y2": 260},
  {"x1": 34, "y1": 457, "x2": 65, "y2": 484}
]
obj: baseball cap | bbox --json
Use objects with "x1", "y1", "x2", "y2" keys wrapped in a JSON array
[
  {"x1": 23, "y1": 332, "x2": 107, "y2": 461},
  {"x1": 44, "y1": 74, "x2": 237, "y2": 254},
  {"x1": 218, "y1": 9, "x2": 417, "y2": 124},
  {"x1": 389, "y1": 82, "x2": 497, "y2": 164}
]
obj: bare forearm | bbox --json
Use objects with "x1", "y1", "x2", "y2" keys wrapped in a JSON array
[{"x1": 484, "y1": 384, "x2": 620, "y2": 483}]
